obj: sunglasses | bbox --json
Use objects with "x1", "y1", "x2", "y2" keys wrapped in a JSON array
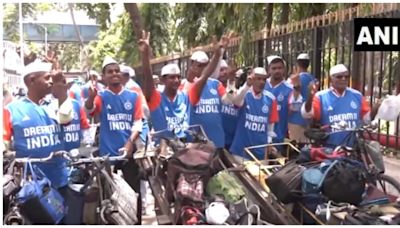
[{"x1": 333, "y1": 74, "x2": 350, "y2": 79}]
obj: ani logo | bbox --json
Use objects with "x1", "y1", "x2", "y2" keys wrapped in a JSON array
[
  {"x1": 124, "y1": 101, "x2": 132, "y2": 110},
  {"x1": 350, "y1": 101, "x2": 358, "y2": 109},
  {"x1": 262, "y1": 105, "x2": 269, "y2": 113},
  {"x1": 165, "y1": 107, "x2": 169, "y2": 112},
  {"x1": 210, "y1": 88, "x2": 218, "y2": 95}
]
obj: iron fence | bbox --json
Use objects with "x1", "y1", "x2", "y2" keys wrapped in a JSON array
[{"x1": 138, "y1": 8, "x2": 400, "y2": 149}]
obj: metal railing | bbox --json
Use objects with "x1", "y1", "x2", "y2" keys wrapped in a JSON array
[{"x1": 136, "y1": 6, "x2": 400, "y2": 150}]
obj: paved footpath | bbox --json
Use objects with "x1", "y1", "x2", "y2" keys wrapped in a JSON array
[{"x1": 384, "y1": 156, "x2": 400, "y2": 182}]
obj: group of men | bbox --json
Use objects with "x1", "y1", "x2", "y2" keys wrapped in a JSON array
[{"x1": 3, "y1": 30, "x2": 379, "y2": 224}]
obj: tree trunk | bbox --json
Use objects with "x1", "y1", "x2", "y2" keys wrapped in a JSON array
[
  {"x1": 280, "y1": 4, "x2": 290, "y2": 58},
  {"x1": 265, "y1": 3, "x2": 274, "y2": 30},
  {"x1": 69, "y1": 3, "x2": 88, "y2": 71},
  {"x1": 264, "y1": 3, "x2": 274, "y2": 55},
  {"x1": 124, "y1": 3, "x2": 143, "y2": 41},
  {"x1": 280, "y1": 3, "x2": 290, "y2": 25}
]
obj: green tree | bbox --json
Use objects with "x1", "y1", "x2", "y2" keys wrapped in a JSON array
[{"x1": 75, "y1": 3, "x2": 112, "y2": 30}]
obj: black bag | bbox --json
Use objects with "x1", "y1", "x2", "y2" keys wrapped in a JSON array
[
  {"x1": 322, "y1": 158, "x2": 367, "y2": 206},
  {"x1": 266, "y1": 160, "x2": 306, "y2": 204}
]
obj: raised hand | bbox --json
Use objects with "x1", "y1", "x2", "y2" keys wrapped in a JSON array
[
  {"x1": 51, "y1": 71, "x2": 68, "y2": 100},
  {"x1": 88, "y1": 80, "x2": 98, "y2": 100},
  {"x1": 138, "y1": 30, "x2": 151, "y2": 53},
  {"x1": 220, "y1": 31, "x2": 234, "y2": 49},
  {"x1": 246, "y1": 71, "x2": 254, "y2": 87},
  {"x1": 308, "y1": 81, "x2": 319, "y2": 99}
]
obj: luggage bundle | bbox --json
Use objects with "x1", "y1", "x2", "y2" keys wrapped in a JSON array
[
  {"x1": 166, "y1": 142, "x2": 222, "y2": 224},
  {"x1": 166, "y1": 142, "x2": 268, "y2": 225},
  {"x1": 266, "y1": 158, "x2": 370, "y2": 224}
]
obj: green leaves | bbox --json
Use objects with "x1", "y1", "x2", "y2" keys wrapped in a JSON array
[{"x1": 75, "y1": 3, "x2": 112, "y2": 30}]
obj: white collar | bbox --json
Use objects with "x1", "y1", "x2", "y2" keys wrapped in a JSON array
[
  {"x1": 105, "y1": 86, "x2": 124, "y2": 95},
  {"x1": 330, "y1": 87, "x2": 347, "y2": 97},
  {"x1": 267, "y1": 78, "x2": 284, "y2": 89}
]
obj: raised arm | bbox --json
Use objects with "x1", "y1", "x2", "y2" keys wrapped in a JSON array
[
  {"x1": 191, "y1": 35, "x2": 230, "y2": 103},
  {"x1": 138, "y1": 30, "x2": 154, "y2": 102}
]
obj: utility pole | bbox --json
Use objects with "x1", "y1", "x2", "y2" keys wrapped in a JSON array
[{"x1": 19, "y1": 3, "x2": 24, "y2": 67}]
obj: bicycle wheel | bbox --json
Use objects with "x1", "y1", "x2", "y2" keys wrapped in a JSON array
[{"x1": 375, "y1": 174, "x2": 400, "y2": 198}]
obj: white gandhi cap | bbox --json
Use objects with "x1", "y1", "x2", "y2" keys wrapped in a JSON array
[
  {"x1": 102, "y1": 56, "x2": 118, "y2": 70},
  {"x1": 22, "y1": 61, "x2": 52, "y2": 78},
  {"x1": 120, "y1": 65, "x2": 136, "y2": 77},
  {"x1": 267, "y1": 55, "x2": 283, "y2": 65},
  {"x1": 297, "y1": 53, "x2": 310, "y2": 60},
  {"x1": 89, "y1": 70, "x2": 100, "y2": 77},
  {"x1": 161, "y1": 64, "x2": 181, "y2": 76},
  {"x1": 253, "y1": 67, "x2": 267, "y2": 76},
  {"x1": 220, "y1": 59, "x2": 228, "y2": 68},
  {"x1": 330, "y1": 64, "x2": 349, "y2": 76},
  {"x1": 190, "y1": 51, "x2": 209, "y2": 63}
]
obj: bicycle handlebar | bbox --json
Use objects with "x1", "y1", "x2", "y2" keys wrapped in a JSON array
[
  {"x1": 12, "y1": 151, "x2": 68, "y2": 163},
  {"x1": 68, "y1": 148, "x2": 128, "y2": 164},
  {"x1": 7, "y1": 148, "x2": 128, "y2": 164}
]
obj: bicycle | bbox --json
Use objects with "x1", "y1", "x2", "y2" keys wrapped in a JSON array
[
  {"x1": 62, "y1": 148, "x2": 139, "y2": 225},
  {"x1": 3, "y1": 148, "x2": 135, "y2": 225},
  {"x1": 133, "y1": 125, "x2": 211, "y2": 225},
  {"x1": 304, "y1": 121, "x2": 400, "y2": 199}
]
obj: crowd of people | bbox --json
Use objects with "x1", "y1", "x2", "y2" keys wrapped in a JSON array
[{"x1": 2, "y1": 31, "x2": 382, "y2": 224}]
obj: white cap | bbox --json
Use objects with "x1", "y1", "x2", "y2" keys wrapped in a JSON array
[
  {"x1": 120, "y1": 65, "x2": 135, "y2": 77},
  {"x1": 297, "y1": 53, "x2": 310, "y2": 60},
  {"x1": 153, "y1": 75, "x2": 159, "y2": 80},
  {"x1": 267, "y1": 55, "x2": 283, "y2": 65},
  {"x1": 235, "y1": 69, "x2": 244, "y2": 78},
  {"x1": 220, "y1": 59, "x2": 228, "y2": 68},
  {"x1": 253, "y1": 67, "x2": 267, "y2": 76},
  {"x1": 161, "y1": 64, "x2": 181, "y2": 76},
  {"x1": 22, "y1": 61, "x2": 52, "y2": 78},
  {"x1": 190, "y1": 51, "x2": 209, "y2": 63},
  {"x1": 329, "y1": 64, "x2": 348, "y2": 76},
  {"x1": 89, "y1": 70, "x2": 100, "y2": 77},
  {"x1": 102, "y1": 56, "x2": 118, "y2": 70}
]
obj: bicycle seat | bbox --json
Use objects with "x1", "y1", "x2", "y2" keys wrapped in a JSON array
[{"x1": 304, "y1": 128, "x2": 329, "y2": 141}]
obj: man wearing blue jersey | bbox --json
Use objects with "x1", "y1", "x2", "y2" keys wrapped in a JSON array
[
  {"x1": 140, "y1": 31, "x2": 230, "y2": 144},
  {"x1": 230, "y1": 67, "x2": 279, "y2": 160},
  {"x1": 287, "y1": 53, "x2": 316, "y2": 145},
  {"x1": 179, "y1": 37, "x2": 239, "y2": 148},
  {"x1": 302, "y1": 64, "x2": 372, "y2": 148},
  {"x1": 265, "y1": 55, "x2": 293, "y2": 147},
  {"x1": 3, "y1": 61, "x2": 76, "y2": 224},
  {"x1": 85, "y1": 56, "x2": 144, "y2": 224},
  {"x1": 218, "y1": 59, "x2": 241, "y2": 149}
]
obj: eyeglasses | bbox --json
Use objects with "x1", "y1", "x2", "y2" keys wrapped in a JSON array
[{"x1": 333, "y1": 74, "x2": 350, "y2": 80}]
